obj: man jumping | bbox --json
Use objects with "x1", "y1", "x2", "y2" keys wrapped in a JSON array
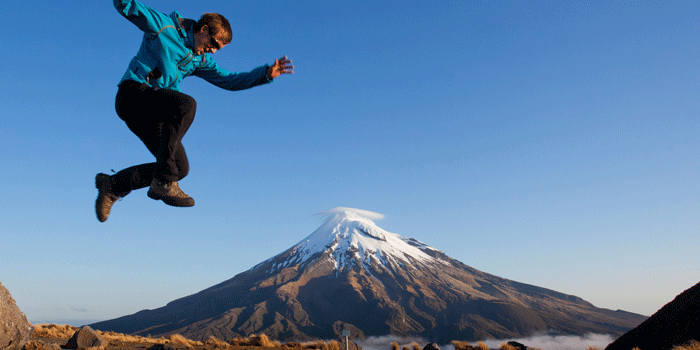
[{"x1": 95, "y1": 0, "x2": 293, "y2": 222}]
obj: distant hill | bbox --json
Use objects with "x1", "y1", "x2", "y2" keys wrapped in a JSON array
[
  {"x1": 92, "y1": 207, "x2": 646, "y2": 342},
  {"x1": 605, "y1": 281, "x2": 700, "y2": 350}
]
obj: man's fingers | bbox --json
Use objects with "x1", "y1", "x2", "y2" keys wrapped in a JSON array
[{"x1": 278, "y1": 56, "x2": 292, "y2": 65}]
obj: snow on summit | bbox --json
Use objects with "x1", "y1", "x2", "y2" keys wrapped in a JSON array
[{"x1": 266, "y1": 207, "x2": 446, "y2": 274}]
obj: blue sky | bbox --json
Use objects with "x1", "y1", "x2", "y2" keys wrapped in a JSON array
[{"x1": 1, "y1": 0, "x2": 699, "y2": 325}]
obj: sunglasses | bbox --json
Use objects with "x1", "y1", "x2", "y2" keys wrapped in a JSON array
[{"x1": 209, "y1": 29, "x2": 222, "y2": 50}]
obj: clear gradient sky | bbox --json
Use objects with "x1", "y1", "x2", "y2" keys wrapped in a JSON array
[{"x1": 1, "y1": 0, "x2": 699, "y2": 325}]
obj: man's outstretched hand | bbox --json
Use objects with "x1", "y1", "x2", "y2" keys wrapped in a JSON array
[{"x1": 267, "y1": 56, "x2": 294, "y2": 79}]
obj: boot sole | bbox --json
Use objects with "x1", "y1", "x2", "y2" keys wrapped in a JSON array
[
  {"x1": 95, "y1": 173, "x2": 113, "y2": 222},
  {"x1": 147, "y1": 189, "x2": 195, "y2": 207}
]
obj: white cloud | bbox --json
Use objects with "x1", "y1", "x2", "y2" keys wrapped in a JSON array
[
  {"x1": 316, "y1": 207, "x2": 385, "y2": 221},
  {"x1": 479, "y1": 333, "x2": 614, "y2": 350},
  {"x1": 356, "y1": 333, "x2": 614, "y2": 350}
]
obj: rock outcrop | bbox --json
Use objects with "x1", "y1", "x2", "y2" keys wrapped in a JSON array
[
  {"x1": 605, "y1": 281, "x2": 700, "y2": 350},
  {"x1": 0, "y1": 281, "x2": 33, "y2": 350}
]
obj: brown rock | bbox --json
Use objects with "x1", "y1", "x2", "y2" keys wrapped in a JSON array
[
  {"x1": 65, "y1": 326, "x2": 109, "y2": 349},
  {"x1": 0, "y1": 281, "x2": 33, "y2": 350},
  {"x1": 605, "y1": 281, "x2": 700, "y2": 350},
  {"x1": 506, "y1": 341, "x2": 528, "y2": 350}
]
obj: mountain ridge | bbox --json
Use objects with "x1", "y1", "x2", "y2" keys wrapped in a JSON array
[{"x1": 91, "y1": 208, "x2": 646, "y2": 342}]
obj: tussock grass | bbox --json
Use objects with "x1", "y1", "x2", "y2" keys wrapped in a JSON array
[
  {"x1": 168, "y1": 334, "x2": 204, "y2": 349},
  {"x1": 391, "y1": 342, "x2": 400, "y2": 350},
  {"x1": 204, "y1": 336, "x2": 232, "y2": 349},
  {"x1": 452, "y1": 340, "x2": 476, "y2": 350},
  {"x1": 34, "y1": 323, "x2": 172, "y2": 345},
  {"x1": 410, "y1": 342, "x2": 421, "y2": 350},
  {"x1": 301, "y1": 340, "x2": 340, "y2": 350},
  {"x1": 498, "y1": 343, "x2": 516, "y2": 350},
  {"x1": 100, "y1": 330, "x2": 168, "y2": 344},
  {"x1": 476, "y1": 342, "x2": 489, "y2": 350},
  {"x1": 23, "y1": 340, "x2": 61, "y2": 350},
  {"x1": 452, "y1": 341, "x2": 490, "y2": 350},
  {"x1": 230, "y1": 336, "x2": 248, "y2": 346},
  {"x1": 230, "y1": 334, "x2": 285, "y2": 348},
  {"x1": 674, "y1": 340, "x2": 700, "y2": 350},
  {"x1": 33, "y1": 324, "x2": 78, "y2": 339}
]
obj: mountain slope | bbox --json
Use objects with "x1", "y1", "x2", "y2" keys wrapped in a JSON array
[{"x1": 91, "y1": 208, "x2": 646, "y2": 342}]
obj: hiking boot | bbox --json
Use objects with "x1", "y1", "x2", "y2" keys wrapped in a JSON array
[
  {"x1": 95, "y1": 173, "x2": 119, "y2": 222},
  {"x1": 147, "y1": 179, "x2": 195, "y2": 207}
]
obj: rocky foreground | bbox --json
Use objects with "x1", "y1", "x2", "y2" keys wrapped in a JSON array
[
  {"x1": 3, "y1": 275, "x2": 700, "y2": 350},
  {"x1": 19, "y1": 324, "x2": 700, "y2": 350},
  {"x1": 23, "y1": 324, "x2": 527, "y2": 350},
  {"x1": 25, "y1": 324, "x2": 362, "y2": 350}
]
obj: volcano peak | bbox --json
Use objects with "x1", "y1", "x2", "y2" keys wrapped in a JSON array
[{"x1": 90, "y1": 208, "x2": 647, "y2": 343}]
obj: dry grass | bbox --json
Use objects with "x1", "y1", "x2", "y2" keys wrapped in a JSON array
[
  {"x1": 329, "y1": 340, "x2": 341, "y2": 350},
  {"x1": 23, "y1": 340, "x2": 62, "y2": 350},
  {"x1": 300, "y1": 340, "x2": 341, "y2": 350},
  {"x1": 32, "y1": 324, "x2": 78, "y2": 339},
  {"x1": 674, "y1": 340, "x2": 700, "y2": 350},
  {"x1": 498, "y1": 343, "x2": 516, "y2": 350},
  {"x1": 100, "y1": 330, "x2": 168, "y2": 344},
  {"x1": 33, "y1": 323, "x2": 173, "y2": 345},
  {"x1": 391, "y1": 342, "x2": 400, "y2": 350},
  {"x1": 168, "y1": 334, "x2": 204, "y2": 349},
  {"x1": 586, "y1": 347, "x2": 600, "y2": 350},
  {"x1": 204, "y1": 336, "x2": 232, "y2": 349},
  {"x1": 410, "y1": 342, "x2": 421, "y2": 350},
  {"x1": 452, "y1": 340, "x2": 488, "y2": 350},
  {"x1": 230, "y1": 334, "x2": 283, "y2": 348}
]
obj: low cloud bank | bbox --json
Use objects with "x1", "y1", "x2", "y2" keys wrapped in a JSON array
[
  {"x1": 479, "y1": 333, "x2": 614, "y2": 350},
  {"x1": 356, "y1": 333, "x2": 614, "y2": 350},
  {"x1": 356, "y1": 335, "x2": 428, "y2": 350}
]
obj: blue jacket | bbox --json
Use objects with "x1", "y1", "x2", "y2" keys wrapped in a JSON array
[{"x1": 114, "y1": 0, "x2": 272, "y2": 91}]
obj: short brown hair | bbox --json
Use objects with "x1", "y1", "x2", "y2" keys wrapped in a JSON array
[{"x1": 195, "y1": 13, "x2": 232, "y2": 44}]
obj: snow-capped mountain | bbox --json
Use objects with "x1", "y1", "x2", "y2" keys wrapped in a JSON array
[
  {"x1": 260, "y1": 208, "x2": 443, "y2": 275},
  {"x1": 91, "y1": 208, "x2": 646, "y2": 342}
]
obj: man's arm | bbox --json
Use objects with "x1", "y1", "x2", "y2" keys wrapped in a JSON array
[
  {"x1": 113, "y1": 0, "x2": 172, "y2": 35},
  {"x1": 194, "y1": 60, "x2": 273, "y2": 91}
]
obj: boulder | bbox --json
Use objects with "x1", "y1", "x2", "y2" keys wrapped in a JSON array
[
  {"x1": 506, "y1": 341, "x2": 527, "y2": 350},
  {"x1": 605, "y1": 281, "x2": 700, "y2": 350},
  {"x1": 0, "y1": 281, "x2": 33, "y2": 350},
  {"x1": 423, "y1": 343, "x2": 440, "y2": 350},
  {"x1": 65, "y1": 326, "x2": 109, "y2": 349}
]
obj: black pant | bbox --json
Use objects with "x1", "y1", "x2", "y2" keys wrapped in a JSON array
[{"x1": 110, "y1": 81, "x2": 197, "y2": 196}]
